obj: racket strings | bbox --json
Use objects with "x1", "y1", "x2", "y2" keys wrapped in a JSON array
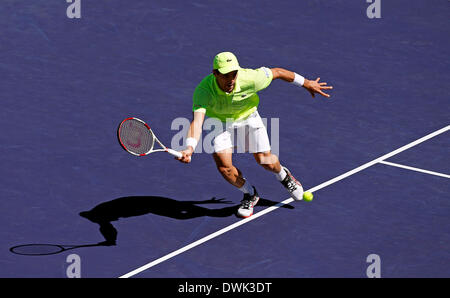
[{"x1": 119, "y1": 119, "x2": 155, "y2": 155}]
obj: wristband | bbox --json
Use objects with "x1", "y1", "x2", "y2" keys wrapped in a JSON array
[
  {"x1": 292, "y1": 73, "x2": 305, "y2": 87},
  {"x1": 186, "y1": 137, "x2": 198, "y2": 151}
]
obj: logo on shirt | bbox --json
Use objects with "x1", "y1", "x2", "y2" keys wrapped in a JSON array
[{"x1": 241, "y1": 94, "x2": 247, "y2": 98}]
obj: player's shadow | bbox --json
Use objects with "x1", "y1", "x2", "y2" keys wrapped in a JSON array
[{"x1": 79, "y1": 196, "x2": 294, "y2": 245}]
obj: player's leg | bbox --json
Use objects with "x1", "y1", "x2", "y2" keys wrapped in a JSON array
[
  {"x1": 212, "y1": 148, "x2": 245, "y2": 188},
  {"x1": 212, "y1": 131, "x2": 259, "y2": 218},
  {"x1": 250, "y1": 125, "x2": 304, "y2": 201},
  {"x1": 252, "y1": 151, "x2": 281, "y2": 173}
]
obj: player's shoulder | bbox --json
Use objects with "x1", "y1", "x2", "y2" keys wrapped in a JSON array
[
  {"x1": 195, "y1": 73, "x2": 215, "y2": 90},
  {"x1": 198, "y1": 73, "x2": 214, "y2": 84},
  {"x1": 193, "y1": 74, "x2": 215, "y2": 99},
  {"x1": 239, "y1": 67, "x2": 272, "y2": 78},
  {"x1": 238, "y1": 67, "x2": 272, "y2": 88}
]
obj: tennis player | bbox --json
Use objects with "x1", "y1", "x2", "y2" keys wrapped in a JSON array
[{"x1": 177, "y1": 52, "x2": 332, "y2": 218}]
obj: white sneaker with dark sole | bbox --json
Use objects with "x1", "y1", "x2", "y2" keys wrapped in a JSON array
[{"x1": 237, "y1": 186, "x2": 260, "y2": 218}]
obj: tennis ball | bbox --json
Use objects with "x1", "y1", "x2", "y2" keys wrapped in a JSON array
[{"x1": 303, "y1": 192, "x2": 313, "y2": 202}]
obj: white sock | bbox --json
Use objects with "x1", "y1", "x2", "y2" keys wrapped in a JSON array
[
  {"x1": 239, "y1": 179, "x2": 254, "y2": 196},
  {"x1": 275, "y1": 167, "x2": 287, "y2": 181}
]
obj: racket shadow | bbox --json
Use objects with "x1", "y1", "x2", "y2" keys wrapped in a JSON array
[
  {"x1": 79, "y1": 196, "x2": 293, "y2": 245},
  {"x1": 9, "y1": 242, "x2": 107, "y2": 256}
]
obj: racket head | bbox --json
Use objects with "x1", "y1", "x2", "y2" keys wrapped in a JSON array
[
  {"x1": 10, "y1": 244, "x2": 66, "y2": 256},
  {"x1": 117, "y1": 117, "x2": 156, "y2": 156}
]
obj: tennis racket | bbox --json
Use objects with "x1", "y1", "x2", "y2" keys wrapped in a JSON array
[{"x1": 117, "y1": 117, "x2": 182, "y2": 158}]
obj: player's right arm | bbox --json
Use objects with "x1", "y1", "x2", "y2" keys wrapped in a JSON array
[
  {"x1": 178, "y1": 111, "x2": 205, "y2": 163},
  {"x1": 178, "y1": 83, "x2": 210, "y2": 163}
]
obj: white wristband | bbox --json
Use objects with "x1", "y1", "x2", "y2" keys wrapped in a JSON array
[
  {"x1": 292, "y1": 73, "x2": 305, "y2": 87},
  {"x1": 186, "y1": 137, "x2": 198, "y2": 151}
]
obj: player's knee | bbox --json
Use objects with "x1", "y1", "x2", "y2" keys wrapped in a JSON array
[{"x1": 255, "y1": 152, "x2": 277, "y2": 167}]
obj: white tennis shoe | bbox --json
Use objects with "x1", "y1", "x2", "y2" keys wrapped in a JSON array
[
  {"x1": 237, "y1": 187, "x2": 260, "y2": 218},
  {"x1": 280, "y1": 167, "x2": 304, "y2": 201}
]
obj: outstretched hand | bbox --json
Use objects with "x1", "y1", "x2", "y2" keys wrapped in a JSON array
[{"x1": 303, "y1": 77, "x2": 333, "y2": 98}]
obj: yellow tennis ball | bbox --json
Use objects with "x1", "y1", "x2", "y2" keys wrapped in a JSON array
[{"x1": 303, "y1": 192, "x2": 313, "y2": 202}]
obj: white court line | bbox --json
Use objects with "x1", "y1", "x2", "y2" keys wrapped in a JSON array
[
  {"x1": 379, "y1": 161, "x2": 450, "y2": 179},
  {"x1": 119, "y1": 124, "x2": 449, "y2": 278}
]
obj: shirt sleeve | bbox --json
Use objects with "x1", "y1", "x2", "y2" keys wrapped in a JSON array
[
  {"x1": 253, "y1": 67, "x2": 273, "y2": 92},
  {"x1": 192, "y1": 86, "x2": 210, "y2": 113}
]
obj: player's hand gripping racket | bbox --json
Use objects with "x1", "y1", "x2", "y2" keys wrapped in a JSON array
[{"x1": 117, "y1": 117, "x2": 182, "y2": 158}]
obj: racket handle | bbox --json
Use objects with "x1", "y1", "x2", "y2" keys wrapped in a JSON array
[{"x1": 166, "y1": 148, "x2": 183, "y2": 159}]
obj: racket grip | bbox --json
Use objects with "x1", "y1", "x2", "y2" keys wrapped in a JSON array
[{"x1": 166, "y1": 148, "x2": 183, "y2": 159}]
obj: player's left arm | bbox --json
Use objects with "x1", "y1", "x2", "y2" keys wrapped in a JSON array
[{"x1": 271, "y1": 67, "x2": 333, "y2": 98}]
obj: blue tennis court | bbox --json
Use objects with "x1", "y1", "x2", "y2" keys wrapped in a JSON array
[{"x1": 1, "y1": 0, "x2": 449, "y2": 279}]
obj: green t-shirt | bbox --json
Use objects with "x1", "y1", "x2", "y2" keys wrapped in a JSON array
[{"x1": 192, "y1": 67, "x2": 273, "y2": 122}]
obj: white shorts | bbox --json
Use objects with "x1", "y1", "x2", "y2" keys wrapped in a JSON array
[{"x1": 213, "y1": 110, "x2": 271, "y2": 153}]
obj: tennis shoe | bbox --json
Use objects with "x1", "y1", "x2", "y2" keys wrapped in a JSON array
[
  {"x1": 280, "y1": 167, "x2": 304, "y2": 201},
  {"x1": 237, "y1": 186, "x2": 260, "y2": 218}
]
